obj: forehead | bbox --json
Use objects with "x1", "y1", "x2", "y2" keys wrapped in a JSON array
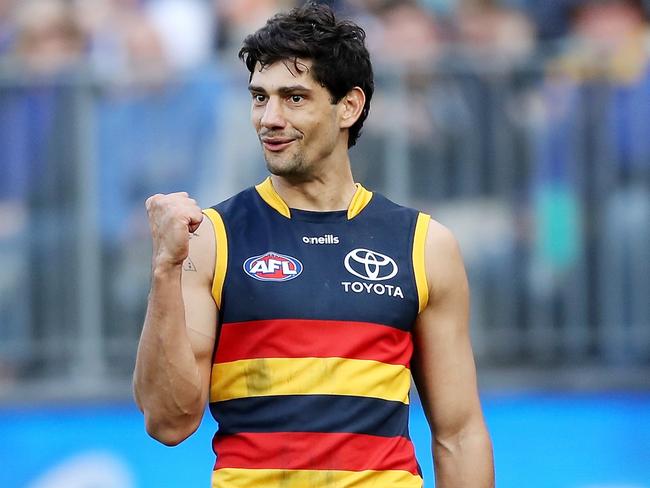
[{"x1": 249, "y1": 58, "x2": 320, "y2": 90}]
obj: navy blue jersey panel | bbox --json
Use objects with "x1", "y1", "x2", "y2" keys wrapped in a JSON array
[
  {"x1": 211, "y1": 187, "x2": 421, "y2": 331},
  {"x1": 210, "y1": 394, "x2": 411, "y2": 438}
]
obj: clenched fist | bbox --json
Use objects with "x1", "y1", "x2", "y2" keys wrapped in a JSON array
[{"x1": 145, "y1": 192, "x2": 203, "y2": 268}]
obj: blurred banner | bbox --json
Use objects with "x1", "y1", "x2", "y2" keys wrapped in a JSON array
[{"x1": 1, "y1": 394, "x2": 650, "y2": 488}]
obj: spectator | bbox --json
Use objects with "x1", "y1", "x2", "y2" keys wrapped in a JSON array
[
  {"x1": 12, "y1": 0, "x2": 85, "y2": 74},
  {"x1": 213, "y1": 0, "x2": 297, "y2": 58},
  {"x1": 74, "y1": 0, "x2": 169, "y2": 78},
  {"x1": 455, "y1": 0, "x2": 536, "y2": 68},
  {"x1": 146, "y1": 0, "x2": 214, "y2": 73},
  {"x1": 0, "y1": 0, "x2": 15, "y2": 55},
  {"x1": 371, "y1": 0, "x2": 444, "y2": 68},
  {"x1": 355, "y1": 0, "x2": 448, "y2": 195},
  {"x1": 449, "y1": 0, "x2": 538, "y2": 195}
]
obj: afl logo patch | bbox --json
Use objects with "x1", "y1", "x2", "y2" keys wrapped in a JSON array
[{"x1": 243, "y1": 252, "x2": 303, "y2": 282}]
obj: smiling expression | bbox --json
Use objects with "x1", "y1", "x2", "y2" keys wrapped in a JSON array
[{"x1": 249, "y1": 59, "x2": 347, "y2": 180}]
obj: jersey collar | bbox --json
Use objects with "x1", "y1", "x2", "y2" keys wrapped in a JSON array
[{"x1": 254, "y1": 177, "x2": 373, "y2": 220}]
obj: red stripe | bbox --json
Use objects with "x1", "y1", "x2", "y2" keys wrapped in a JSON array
[
  {"x1": 215, "y1": 319, "x2": 412, "y2": 367},
  {"x1": 213, "y1": 432, "x2": 420, "y2": 474}
]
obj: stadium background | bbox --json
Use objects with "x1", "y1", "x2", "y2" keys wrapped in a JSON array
[{"x1": 1, "y1": 0, "x2": 649, "y2": 486}]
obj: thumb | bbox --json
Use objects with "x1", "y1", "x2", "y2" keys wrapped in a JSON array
[{"x1": 188, "y1": 212, "x2": 204, "y2": 234}]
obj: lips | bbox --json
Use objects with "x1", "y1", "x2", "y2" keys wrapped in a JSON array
[{"x1": 261, "y1": 137, "x2": 296, "y2": 152}]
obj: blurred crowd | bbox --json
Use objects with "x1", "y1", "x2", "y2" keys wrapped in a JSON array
[
  {"x1": 1, "y1": 0, "x2": 650, "y2": 385},
  {"x1": 0, "y1": 0, "x2": 647, "y2": 74}
]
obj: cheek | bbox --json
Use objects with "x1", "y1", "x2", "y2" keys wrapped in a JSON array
[
  {"x1": 305, "y1": 120, "x2": 338, "y2": 156},
  {"x1": 251, "y1": 107, "x2": 260, "y2": 129},
  {"x1": 292, "y1": 105, "x2": 338, "y2": 151},
  {"x1": 322, "y1": 111, "x2": 341, "y2": 143}
]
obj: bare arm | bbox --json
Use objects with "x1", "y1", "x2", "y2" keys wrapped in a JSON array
[
  {"x1": 411, "y1": 220, "x2": 494, "y2": 487},
  {"x1": 133, "y1": 193, "x2": 217, "y2": 446}
]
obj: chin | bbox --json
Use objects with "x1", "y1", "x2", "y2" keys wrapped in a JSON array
[
  {"x1": 267, "y1": 166, "x2": 306, "y2": 180},
  {"x1": 265, "y1": 156, "x2": 307, "y2": 179}
]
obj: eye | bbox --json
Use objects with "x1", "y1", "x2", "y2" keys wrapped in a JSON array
[
  {"x1": 290, "y1": 95, "x2": 304, "y2": 103},
  {"x1": 252, "y1": 94, "x2": 266, "y2": 104}
]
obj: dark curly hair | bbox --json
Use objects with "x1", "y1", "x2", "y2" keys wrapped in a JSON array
[{"x1": 239, "y1": 2, "x2": 374, "y2": 148}]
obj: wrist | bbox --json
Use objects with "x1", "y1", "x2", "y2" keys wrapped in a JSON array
[{"x1": 152, "y1": 257, "x2": 183, "y2": 278}]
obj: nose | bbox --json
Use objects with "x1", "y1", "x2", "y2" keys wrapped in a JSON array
[{"x1": 259, "y1": 97, "x2": 286, "y2": 130}]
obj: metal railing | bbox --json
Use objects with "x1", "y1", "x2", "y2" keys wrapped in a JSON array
[{"x1": 1, "y1": 55, "x2": 649, "y2": 400}]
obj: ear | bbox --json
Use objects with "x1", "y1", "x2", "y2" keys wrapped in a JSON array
[{"x1": 338, "y1": 87, "x2": 366, "y2": 130}]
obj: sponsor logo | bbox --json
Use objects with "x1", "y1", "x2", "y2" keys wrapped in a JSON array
[
  {"x1": 341, "y1": 281, "x2": 404, "y2": 298},
  {"x1": 342, "y1": 248, "x2": 403, "y2": 299},
  {"x1": 344, "y1": 248, "x2": 398, "y2": 281},
  {"x1": 243, "y1": 252, "x2": 303, "y2": 282},
  {"x1": 302, "y1": 234, "x2": 340, "y2": 245}
]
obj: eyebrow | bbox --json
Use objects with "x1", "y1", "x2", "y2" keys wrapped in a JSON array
[{"x1": 248, "y1": 84, "x2": 313, "y2": 95}]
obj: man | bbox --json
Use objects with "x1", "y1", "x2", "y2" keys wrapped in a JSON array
[{"x1": 133, "y1": 3, "x2": 494, "y2": 487}]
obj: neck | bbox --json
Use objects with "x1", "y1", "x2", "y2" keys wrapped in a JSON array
[{"x1": 270, "y1": 159, "x2": 357, "y2": 212}]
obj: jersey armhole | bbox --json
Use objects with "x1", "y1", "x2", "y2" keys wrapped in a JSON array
[
  {"x1": 412, "y1": 212, "x2": 430, "y2": 314},
  {"x1": 202, "y1": 208, "x2": 228, "y2": 310}
]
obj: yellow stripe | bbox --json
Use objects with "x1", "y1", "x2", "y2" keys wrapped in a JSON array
[
  {"x1": 347, "y1": 183, "x2": 373, "y2": 219},
  {"x1": 255, "y1": 177, "x2": 291, "y2": 218},
  {"x1": 413, "y1": 213, "x2": 430, "y2": 314},
  {"x1": 203, "y1": 209, "x2": 228, "y2": 309},
  {"x1": 211, "y1": 357, "x2": 410, "y2": 404},
  {"x1": 212, "y1": 468, "x2": 423, "y2": 487},
  {"x1": 255, "y1": 177, "x2": 373, "y2": 220}
]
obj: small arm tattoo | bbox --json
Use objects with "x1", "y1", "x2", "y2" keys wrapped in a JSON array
[{"x1": 183, "y1": 257, "x2": 197, "y2": 272}]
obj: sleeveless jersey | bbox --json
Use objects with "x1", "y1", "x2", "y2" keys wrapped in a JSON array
[{"x1": 203, "y1": 177, "x2": 430, "y2": 488}]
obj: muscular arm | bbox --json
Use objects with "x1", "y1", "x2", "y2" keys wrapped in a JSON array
[
  {"x1": 133, "y1": 194, "x2": 217, "y2": 446},
  {"x1": 411, "y1": 220, "x2": 494, "y2": 487}
]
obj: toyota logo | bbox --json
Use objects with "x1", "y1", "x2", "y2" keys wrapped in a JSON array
[{"x1": 344, "y1": 248, "x2": 398, "y2": 281}]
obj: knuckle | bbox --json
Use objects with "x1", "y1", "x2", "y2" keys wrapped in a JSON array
[{"x1": 147, "y1": 193, "x2": 163, "y2": 205}]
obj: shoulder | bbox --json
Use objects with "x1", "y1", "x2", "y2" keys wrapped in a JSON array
[
  {"x1": 423, "y1": 219, "x2": 468, "y2": 300},
  {"x1": 425, "y1": 218, "x2": 459, "y2": 254}
]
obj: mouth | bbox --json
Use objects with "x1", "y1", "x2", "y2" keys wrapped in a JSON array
[{"x1": 261, "y1": 137, "x2": 296, "y2": 152}]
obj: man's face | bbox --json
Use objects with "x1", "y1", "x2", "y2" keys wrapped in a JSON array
[
  {"x1": 249, "y1": 59, "x2": 343, "y2": 179},
  {"x1": 574, "y1": 1, "x2": 643, "y2": 50}
]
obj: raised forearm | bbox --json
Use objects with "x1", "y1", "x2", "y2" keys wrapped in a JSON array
[
  {"x1": 434, "y1": 426, "x2": 495, "y2": 488},
  {"x1": 133, "y1": 264, "x2": 205, "y2": 445}
]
